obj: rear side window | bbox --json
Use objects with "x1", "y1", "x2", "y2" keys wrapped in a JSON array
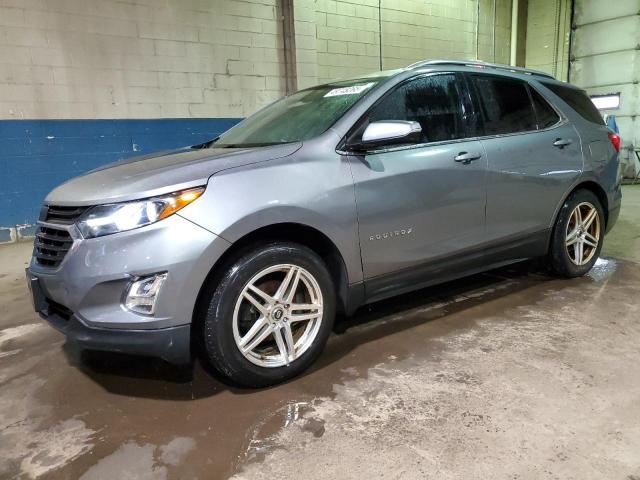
[
  {"x1": 368, "y1": 73, "x2": 465, "y2": 143},
  {"x1": 530, "y1": 88, "x2": 560, "y2": 128},
  {"x1": 471, "y1": 75, "x2": 538, "y2": 135},
  {"x1": 542, "y1": 82, "x2": 605, "y2": 125}
]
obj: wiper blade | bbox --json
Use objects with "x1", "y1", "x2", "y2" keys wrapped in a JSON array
[
  {"x1": 217, "y1": 142, "x2": 286, "y2": 148},
  {"x1": 191, "y1": 138, "x2": 217, "y2": 149}
]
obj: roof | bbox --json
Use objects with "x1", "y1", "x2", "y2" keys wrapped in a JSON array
[{"x1": 407, "y1": 59, "x2": 555, "y2": 80}]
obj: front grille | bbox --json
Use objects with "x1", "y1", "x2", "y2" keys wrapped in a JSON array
[
  {"x1": 45, "y1": 205, "x2": 88, "y2": 224},
  {"x1": 34, "y1": 226, "x2": 73, "y2": 268},
  {"x1": 33, "y1": 204, "x2": 89, "y2": 268}
]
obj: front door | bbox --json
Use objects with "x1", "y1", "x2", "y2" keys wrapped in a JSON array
[{"x1": 346, "y1": 73, "x2": 487, "y2": 300}]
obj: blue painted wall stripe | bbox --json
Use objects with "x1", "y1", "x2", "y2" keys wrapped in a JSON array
[{"x1": 0, "y1": 118, "x2": 242, "y2": 226}]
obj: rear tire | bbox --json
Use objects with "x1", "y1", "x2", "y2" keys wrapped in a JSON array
[
  {"x1": 199, "y1": 242, "x2": 335, "y2": 388},
  {"x1": 548, "y1": 189, "x2": 604, "y2": 278}
]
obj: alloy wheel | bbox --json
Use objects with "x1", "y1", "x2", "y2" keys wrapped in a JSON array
[
  {"x1": 232, "y1": 264, "x2": 324, "y2": 368},
  {"x1": 565, "y1": 201, "x2": 600, "y2": 266}
]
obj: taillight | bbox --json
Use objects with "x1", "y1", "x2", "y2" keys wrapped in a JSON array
[{"x1": 608, "y1": 131, "x2": 621, "y2": 152}]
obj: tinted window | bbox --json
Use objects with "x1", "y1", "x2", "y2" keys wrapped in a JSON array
[
  {"x1": 542, "y1": 82, "x2": 605, "y2": 125},
  {"x1": 530, "y1": 88, "x2": 560, "y2": 128},
  {"x1": 367, "y1": 74, "x2": 465, "y2": 144},
  {"x1": 472, "y1": 75, "x2": 537, "y2": 135}
]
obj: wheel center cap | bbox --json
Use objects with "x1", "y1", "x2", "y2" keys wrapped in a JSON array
[{"x1": 272, "y1": 308, "x2": 284, "y2": 320}]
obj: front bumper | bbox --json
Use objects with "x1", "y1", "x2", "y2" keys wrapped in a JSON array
[
  {"x1": 37, "y1": 301, "x2": 191, "y2": 364},
  {"x1": 27, "y1": 213, "x2": 231, "y2": 362}
]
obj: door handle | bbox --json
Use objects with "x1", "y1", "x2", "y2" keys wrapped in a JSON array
[
  {"x1": 553, "y1": 138, "x2": 572, "y2": 148},
  {"x1": 454, "y1": 151, "x2": 482, "y2": 164}
]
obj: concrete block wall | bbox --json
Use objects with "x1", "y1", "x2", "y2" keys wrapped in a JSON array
[
  {"x1": 0, "y1": 0, "x2": 286, "y2": 120},
  {"x1": 313, "y1": 0, "x2": 381, "y2": 84},
  {"x1": 297, "y1": 0, "x2": 512, "y2": 85},
  {"x1": 524, "y1": 0, "x2": 571, "y2": 80},
  {"x1": 477, "y1": 0, "x2": 512, "y2": 65},
  {"x1": 293, "y1": 0, "x2": 320, "y2": 89}
]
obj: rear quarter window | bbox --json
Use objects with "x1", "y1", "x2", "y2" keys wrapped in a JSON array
[{"x1": 542, "y1": 82, "x2": 605, "y2": 125}]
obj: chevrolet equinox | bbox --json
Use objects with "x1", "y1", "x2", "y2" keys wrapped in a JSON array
[{"x1": 27, "y1": 60, "x2": 622, "y2": 387}]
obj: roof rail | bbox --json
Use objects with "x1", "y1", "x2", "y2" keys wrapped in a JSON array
[{"x1": 407, "y1": 59, "x2": 555, "y2": 80}]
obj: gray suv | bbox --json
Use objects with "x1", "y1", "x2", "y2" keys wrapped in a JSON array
[{"x1": 26, "y1": 60, "x2": 622, "y2": 387}]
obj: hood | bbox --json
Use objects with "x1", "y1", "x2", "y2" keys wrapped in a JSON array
[{"x1": 45, "y1": 143, "x2": 302, "y2": 206}]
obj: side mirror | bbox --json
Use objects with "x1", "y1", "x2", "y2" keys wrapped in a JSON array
[{"x1": 350, "y1": 120, "x2": 422, "y2": 151}]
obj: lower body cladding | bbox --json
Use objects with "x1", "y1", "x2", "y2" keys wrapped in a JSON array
[{"x1": 26, "y1": 214, "x2": 230, "y2": 364}]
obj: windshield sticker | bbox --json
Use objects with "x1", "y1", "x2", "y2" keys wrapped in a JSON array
[{"x1": 324, "y1": 83, "x2": 375, "y2": 97}]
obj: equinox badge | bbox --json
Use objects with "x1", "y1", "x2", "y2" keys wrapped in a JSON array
[{"x1": 369, "y1": 227, "x2": 413, "y2": 241}]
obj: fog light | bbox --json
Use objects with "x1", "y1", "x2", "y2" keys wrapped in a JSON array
[{"x1": 124, "y1": 273, "x2": 167, "y2": 315}]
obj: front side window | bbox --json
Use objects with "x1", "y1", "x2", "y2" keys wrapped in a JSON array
[
  {"x1": 472, "y1": 75, "x2": 537, "y2": 135},
  {"x1": 214, "y1": 77, "x2": 387, "y2": 147},
  {"x1": 366, "y1": 74, "x2": 466, "y2": 144}
]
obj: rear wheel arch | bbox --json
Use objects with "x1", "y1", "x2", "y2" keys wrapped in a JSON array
[
  {"x1": 547, "y1": 188, "x2": 605, "y2": 277},
  {"x1": 525, "y1": 180, "x2": 608, "y2": 263},
  {"x1": 546, "y1": 180, "x2": 608, "y2": 254},
  {"x1": 558, "y1": 181, "x2": 609, "y2": 228}
]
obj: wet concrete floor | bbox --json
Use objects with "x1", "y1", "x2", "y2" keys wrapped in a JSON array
[{"x1": 1, "y1": 185, "x2": 639, "y2": 479}]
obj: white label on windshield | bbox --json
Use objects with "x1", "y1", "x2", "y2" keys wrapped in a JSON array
[{"x1": 324, "y1": 83, "x2": 374, "y2": 97}]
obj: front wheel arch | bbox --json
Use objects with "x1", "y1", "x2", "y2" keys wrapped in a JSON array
[
  {"x1": 196, "y1": 241, "x2": 337, "y2": 387},
  {"x1": 191, "y1": 223, "x2": 350, "y2": 347}
]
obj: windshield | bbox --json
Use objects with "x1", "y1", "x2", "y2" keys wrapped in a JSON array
[{"x1": 213, "y1": 77, "x2": 386, "y2": 147}]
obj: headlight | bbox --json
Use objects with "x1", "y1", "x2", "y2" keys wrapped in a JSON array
[{"x1": 77, "y1": 187, "x2": 204, "y2": 239}]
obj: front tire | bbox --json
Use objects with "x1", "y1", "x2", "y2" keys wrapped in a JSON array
[
  {"x1": 548, "y1": 189, "x2": 604, "y2": 278},
  {"x1": 200, "y1": 242, "x2": 336, "y2": 388}
]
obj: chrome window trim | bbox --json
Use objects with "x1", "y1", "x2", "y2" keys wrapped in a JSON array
[
  {"x1": 337, "y1": 70, "x2": 569, "y2": 156},
  {"x1": 338, "y1": 119, "x2": 569, "y2": 156}
]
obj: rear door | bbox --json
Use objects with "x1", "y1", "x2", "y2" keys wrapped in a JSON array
[
  {"x1": 347, "y1": 73, "x2": 488, "y2": 299},
  {"x1": 468, "y1": 73, "x2": 582, "y2": 254}
]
